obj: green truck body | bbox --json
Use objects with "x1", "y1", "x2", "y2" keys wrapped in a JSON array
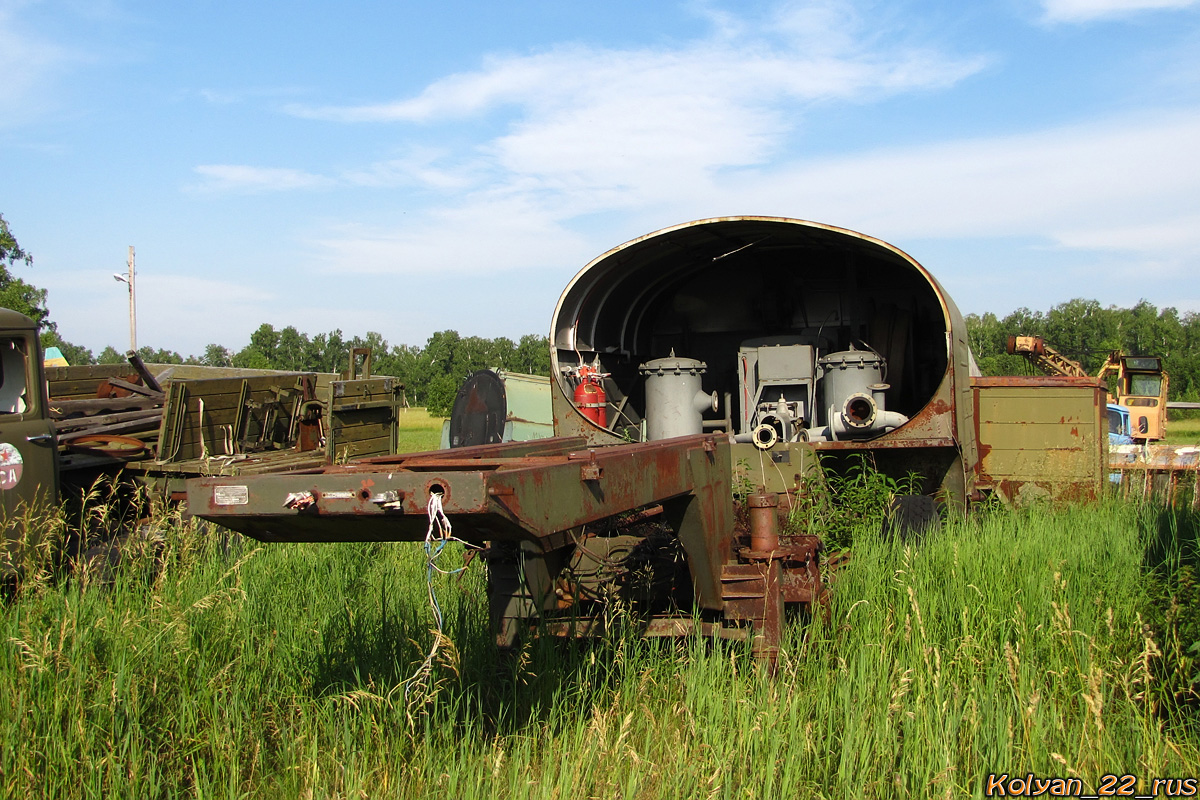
[
  {"x1": 1, "y1": 318, "x2": 405, "y2": 577},
  {"x1": 0, "y1": 310, "x2": 59, "y2": 573}
]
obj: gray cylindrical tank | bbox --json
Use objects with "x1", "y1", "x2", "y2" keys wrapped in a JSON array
[
  {"x1": 639, "y1": 353, "x2": 719, "y2": 440},
  {"x1": 819, "y1": 349, "x2": 885, "y2": 423}
]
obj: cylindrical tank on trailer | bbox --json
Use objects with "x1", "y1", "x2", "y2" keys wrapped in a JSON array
[{"x1": 547, "y1": 216, "x2": 979, "y2": 502}]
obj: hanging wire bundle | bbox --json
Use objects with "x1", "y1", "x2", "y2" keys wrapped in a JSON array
[{"x1": 401, "y1": 490, "x2": 482, "y2": 701}]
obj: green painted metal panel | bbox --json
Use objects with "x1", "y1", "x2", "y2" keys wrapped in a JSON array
[
  {"x1": 497, "y1": 371, "x2": 552, "y2": 426},
  {"x1": 973, "y1": 379, "x2": 1105, "y2": 500}
]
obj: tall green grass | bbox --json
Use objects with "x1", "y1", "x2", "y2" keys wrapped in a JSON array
[{"x1": 3, "y1": 499, "x2": 1198, "y2": 798}]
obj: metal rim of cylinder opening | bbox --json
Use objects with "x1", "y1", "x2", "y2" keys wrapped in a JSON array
[
  {"x1": 549, "y1": 216, "x2": 959, "y2": 443},
  {"x1": 66, "y1": 434, "x2": 150, "y2": 459}
]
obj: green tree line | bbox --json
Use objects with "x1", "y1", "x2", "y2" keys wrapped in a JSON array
[
  {"x1": 966, "y1": 298, "x2": 1200, "y2": 400},
  {"x1": 82, "y1": 327, "x2": 552, "y2": 417}
]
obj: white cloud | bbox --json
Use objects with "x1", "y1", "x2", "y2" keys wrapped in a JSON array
[
  {"x1": 309, "y1": 195, "x2": 596, "y2": 276},
  {"x1": 189, "y1": 165, "x2": 333, "y2": 193},
  {"x1": 1041, "y1": 0, "x2": 1200, "y2": 23},
  {"x1": 286, "y1": 8, "x2": 986, "y2": 136},
  {"x1": 198, "y1": 86, "x2": 307, "y2": 106},
  {"x1": 41, "y1": 271, "x2": 279, "y2": 356},
  {"x1": 183, "y1": 2, "x2": 993, "y2": 266},
  {"x1": 683, "y1": 110, "x2": 1200, "y2": 316},
  {"x1": 0, "y1": 3, "x2": 75, "y2": 126},
  {"x1": 280, "y1": 6, "x2": 985, "y2": 217},
  {"x1": 192, "y1": 153, "x2": 477, "y2": 194},
  {"x1": 737, "y1": 111, "x2": 1200, "y2": 253},
  {"x1": 1053, "y1": 215, "x2": 1200, "y2": 252},
  {"x1": 275, "y1": 4, "x2": 1200, "y2": 292},
  {"x1": 301, "y1": 108, "x2": 1200, "y2": 325},
  {"x1": 341, "y1": 148, "x2": 480, "y2": 191}
]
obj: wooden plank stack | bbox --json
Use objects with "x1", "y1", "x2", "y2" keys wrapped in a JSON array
[{"x1": 47, "y1": 353, "x2": 166, "y2": 451}]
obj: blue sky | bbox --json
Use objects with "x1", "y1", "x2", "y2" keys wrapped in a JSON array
[{"x1": 2, "y1": 0, "x2": 1199, "y2": 357}]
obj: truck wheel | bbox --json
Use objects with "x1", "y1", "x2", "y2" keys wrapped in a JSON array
[
  {"x1": 486, "y1": 541, "x2": 564, "y2": 650},
  {"x1": 882, "y1": 495, "x2": 940, "y2": 545},
  {"x1": 77, "y1": 523, "x2": 166, "y2": 588}
]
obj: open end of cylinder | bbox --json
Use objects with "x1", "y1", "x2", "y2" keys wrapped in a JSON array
[
  {"x1": 552, "y1": 217, "x2": 953, "y2": 443},
  {"x1": 844, "y1": 395, "x2": 876, "y2": 428},
  {"x1": 752, "y1": 423, "x2": 778, "y2": 450}
]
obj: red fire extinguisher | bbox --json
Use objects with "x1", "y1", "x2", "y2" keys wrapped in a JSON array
[{"x1": 573, "y1": 367, "x2": 607, "y2": 427}]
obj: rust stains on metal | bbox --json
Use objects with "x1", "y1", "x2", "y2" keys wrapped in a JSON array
[
  {"x1": 747, "y1": 487, "x2": 779, "y2": 552},
  {"x1": 971, "y1": 375, "x2": 1106, "y2": 504},
  {"x1": 814, "y1": 437, "x2": 957, "y2": 451},
  {"x1": 1110, "y1": 444, "x2": 1200, "y2": 508},
  {"x1": 923, "y1": 398, "x2": 952, "y2": 416},
  {"x1": 972, "y1": 375, "x2": 1106, "y2": 389},
  {"x1": 189, "y1": 433, "x2": 734, "y2": 551}
]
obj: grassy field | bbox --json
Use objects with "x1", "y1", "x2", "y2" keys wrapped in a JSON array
[
  {"x1": 1165, "y1": 412, "x2": 1200, "y2": 446},
  {"x1": 3, "y1": 494, "x2": 1199, "y2": 798},
  {"x1": 394, "y1": 407, "x2": 445, "y2": 453}
]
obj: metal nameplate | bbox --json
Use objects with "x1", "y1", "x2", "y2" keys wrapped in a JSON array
[{"x1": 213, "y1": 485, "x2": 249, "y2": 506}]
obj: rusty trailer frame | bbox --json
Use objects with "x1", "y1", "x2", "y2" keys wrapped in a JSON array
[
  {"x1": 188, "y1": 433, "x2": 823, "y2": 660},
  {"x1": 1109, "y1": 444, "x2": 1200, "y2": 508}
]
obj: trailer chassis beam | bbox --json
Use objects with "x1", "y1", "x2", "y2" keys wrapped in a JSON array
[{"x1": 188, "y1": 434, "x2": 734, "y2": 610}]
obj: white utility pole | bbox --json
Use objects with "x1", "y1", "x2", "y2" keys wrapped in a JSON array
[{"x1": 113, "y1": 246, "x2": 137, "y2": 352}]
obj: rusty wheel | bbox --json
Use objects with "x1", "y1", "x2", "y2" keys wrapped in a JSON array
[{"x1": 66, "y1": 434, "x2": 150, "y2": 460}]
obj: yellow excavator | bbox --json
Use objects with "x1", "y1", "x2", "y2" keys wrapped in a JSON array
[{"x1": 1006, "y1": 336, "x2": 1170, "y2": 442}]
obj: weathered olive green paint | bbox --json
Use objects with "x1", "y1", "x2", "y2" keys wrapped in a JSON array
[
  {"x1": 0, "y1": 309, "x2": 58, "y2": 576},
  {"x1": 972, "y1": 376, "x2": 1106, "y2": 504}
]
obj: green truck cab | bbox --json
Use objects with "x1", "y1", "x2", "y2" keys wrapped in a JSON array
[
  {"x1": 0, "y1": 309, "x2": 59, "y2": 574},
  {"x1": 1, "y1": 309, "x2": 407, "y2": 581}
]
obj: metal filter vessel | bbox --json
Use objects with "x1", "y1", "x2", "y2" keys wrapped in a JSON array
[
  {"x1": 639, "y1": 353, "x2": 718, "y2": 440},
  {"x1": 819, "y1": 349, "x2": 885, "y2": 422}
]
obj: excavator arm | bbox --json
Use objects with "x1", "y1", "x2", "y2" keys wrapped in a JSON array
[{"x1": 1005, "y1": 336, "x2": 1090, "y2": 379}]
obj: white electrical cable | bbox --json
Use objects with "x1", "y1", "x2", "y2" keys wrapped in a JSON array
[
  {"x1": 403, "y1": 490, "x2": 483, "y2": 698},
  {"x1": 426, "y1": 491, "x2": 452, "y2": 543}
]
